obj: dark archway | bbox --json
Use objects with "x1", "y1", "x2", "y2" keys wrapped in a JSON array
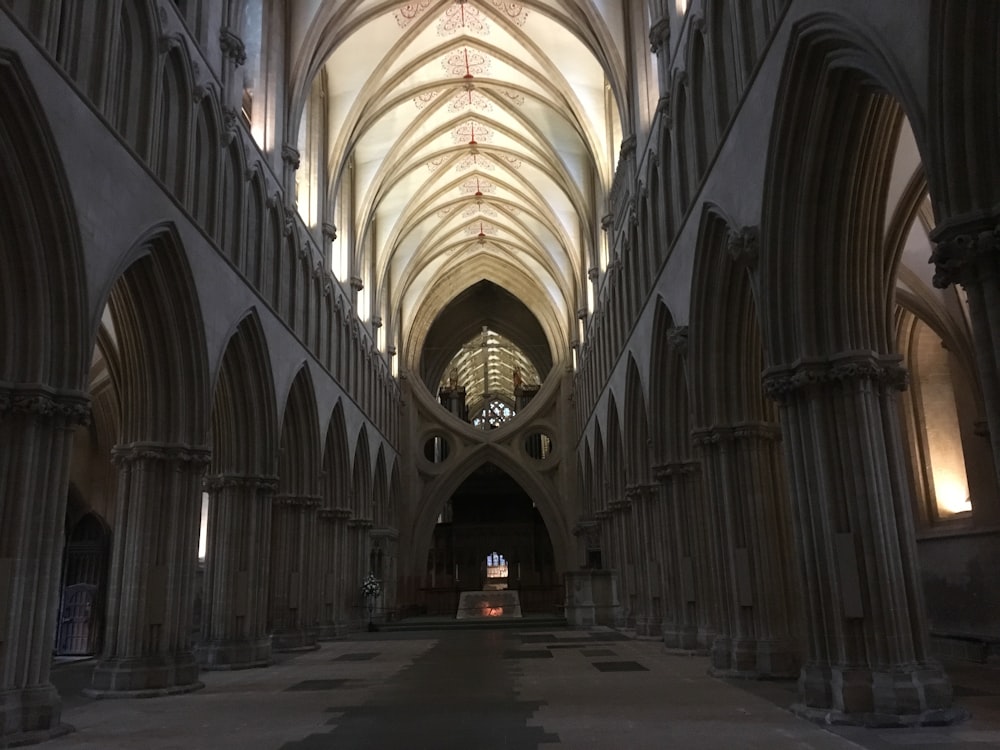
[{"x1": 421, "y1": 462, "x2": 557, "y2": 616}]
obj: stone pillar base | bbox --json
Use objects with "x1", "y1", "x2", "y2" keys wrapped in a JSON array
[
  {"x1": 0, "y1": 685, "x2": 73, "y2": 745},
  {"x1": 794, "y1": 664, "x2": 966, "y2": 726},
  {"x1": 195, "y1": 637, "x2": 271, "y2": 670},
  {"x1": 634, "y1": 616, "x2": 662, "y2": 638},
  {"x1": 271, "y1": 630, "x2": 319, "y2": 652},
  {"x1": 662, "y1": 624, "x2": 700, "y2": 651},
  {"x1": 315, "y1": 624, "x2": 340, "y2": 641},
  {"x1": 85, "y1": 653, "x2": 202, "y2": 697}
]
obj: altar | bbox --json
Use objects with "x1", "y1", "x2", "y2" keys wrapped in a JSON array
[{"x1": 455, "y1": 589, "x2": 523, "y2": 620}]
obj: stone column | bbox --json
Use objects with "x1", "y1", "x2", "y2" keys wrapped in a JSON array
[
  {"x1": 269, "y1": 494, "x2": 320, "y2": 651},
  {"x1": 1, "y1": 386, "x2": 88, "y2": 744},
  {"x1": 654, "y1": 461, "x2": 703, "y2": 650},
  {"x1": 931, "y1": 220, "x2": 1000, "y2": 488},
  {"x1": 628, "y1": 484, "x2": 661, "y2": 637},
  {"x1": 609, "y1": 497, "x2": 634, "y2": 627},
  {"x1": 315, "y1": 508, "x2": 338, "y2": 640},
  {"x1": 89, "y1": 442, "x2": 211, "y2": 696},
  {"x1": 332, "y1": 508, "x2": 352, "y2": 633},
  {"x1": 764, "y1": 351, "x2": 961, "y2": 725},
  {"x1": 693, "y1": 423, "x2": 798, "y2": 678},
  {"x1": 196, "y1": 474, "x2": 275, "y2": 670}
]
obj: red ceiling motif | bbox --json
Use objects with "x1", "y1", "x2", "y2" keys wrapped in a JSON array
[
  {"x1": 456, "y1": 152, "x2": 495, "y2": 171},
  {"x1": 453, "y1": 120, "x2": 494, "y2": 144},
  {"x1": 460, "y1": 177, "x2": 496, "y2": 194},
  {"x1": 489, "y1": 1, "x2": 529, "y2": 26},
  {"x1": 426, "y1": 155, "x2": 449, "y2": 172},
  {"x1": 463, "y1": 203, "x2": 498, "y2": 218},
  {"x1": 393, "y1": 2, "x2": 432, "y2": 28},
  {"x1": 465, "y1": 220, "x2": 498, "y2": 236},
  {"x1": 413, "y1": 90, "x2": 441, "y2": 109},
  {"x1": 449, "y1": 88, "x2": 493, "y2": 113},
  {"x1": 442, "y1": 47, "x2": 491, "y2": 78},
  {"x1": 438, "y1": 2, "x2": 488, "y2": 35},
  {"x1": 497, "y1": 153, "x2": 522, "y2": 170},
  {"x1": 499, "y1": 89, "x2": 525, "y2": 107}
]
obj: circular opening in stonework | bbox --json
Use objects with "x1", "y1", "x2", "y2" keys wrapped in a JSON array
[
  {"x1": 423, "y1": 435, "x2": 451, "y2": 463},
  {"x1": 523, "y1": 432, "x2": 552, "y2": 460}
]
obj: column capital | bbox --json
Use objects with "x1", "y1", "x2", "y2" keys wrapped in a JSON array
[
  {"x1": 281, "y1": 143, "x2": 301, "y2": 170},
  {"x1": 652, "y1": 460, "x2": 699, "y2": 481},
  {"x1": 203, "y1": 474, "x2": 278, "y2": 492},
  {"x1": 112, "y1": 441, "x2": 211, "y2": 467},
  {"x1": 762, "y1": 351, "x2": 908, "y2": 403},
  {"x1": 0, "y1": 383, "x2": 90, "y2": 425},
  {"x1": 727, "y1": 225, "x2": 759, "y2": 270},
  {"x1": 649, "y1": 16, "x2": 671, "y2": 54},
  {"x1": 692, "y1": 422, "x2": 782, "y2": 446},
  {"x1": 273, "y1": 494, "x2": 322, "y2": 508},
  {"x1": 930, "y1": 219, "x2": 1000, "y2": 288},
  {"x1": 666, "y1": 325, "x2": 689, "y2": 355},
  {"x1": 219, "y1": 28, "x2": 247, "y2": 65}
]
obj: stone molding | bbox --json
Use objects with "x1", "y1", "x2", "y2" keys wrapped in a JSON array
[
  {"x1": 649, "y1": 16, "x2": 671, "y2": 54},
  {"x1": 652, "y1": 461, "x2": 699, "y2": 481},
  {"x1": 281, "y1": 143, "x2": 300, "y2": 170},
  {"x1": 348, "y1": 518, "x2": 374, "y2": 529},
  {"x1": 594, "y1": 509, "x2": 612, "y2": 521},
  {"x1": 370, "y1": 526, "x2": 399, "y2": 540},
  {"x1": 219, "y1": 28, "x2": 247, "y2": 65},
  {"x1": 112, "y1": 441, "x2": 211, "y2": 467},
  {"x1": 666, "y1": 326, "x2": 688, "y2": 355},
  {"x1": 608, "y1": 498, "x2": 632, "y2": 513},
  {"x1": 0, "y1": 383, "x2": 90, "y2": 425},
  {"x1": 726, "y1": 226, "x2": 759, "y2": 270},
  {"x1": 203, "y1": 474, "x2": 279, "y2": 492},
  {"x1": 322, "y1": 222, "x2": 337, "y2": 241},
  {"x1": 762, "y1": 351, "x2": 908, "y2": 402},
  {"x1": 273, "y1": 494, "x2": 322, "y2": 508},
  {"x1": 930, "y1": 220, "x2": 999, "y2": 288},
  {"x1": 691, "y1": 422, "x2": 781, "y2": 446}
]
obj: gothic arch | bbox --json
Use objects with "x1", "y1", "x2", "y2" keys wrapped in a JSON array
[
  {"x1": 623, "y1": 356, "x2": 650, "y2": 486},
  {"x1": 0, "y1": 51, "x2": 89, "y2": 393},
  {"x1": 321, "y1": 400, "x2": 351, "y2": 510},
  {"x1": 277, "y1": 364, "x2": 321, "y2": 495},
  {"x1": 101, "y1": 223, "x2": 210, "y2": 445},
  {"x1": 352, "y1": 426, "x2": 372, "y2": 520},
  {"x1": 759, "y1": 13, "x2": 923, "y2": 364},
  {"x1": 208, "y1": 309, "x2": 277, "y2": 477},
  {"x1": 407, "y1": 444, "x2": 573, "y2": 576}
]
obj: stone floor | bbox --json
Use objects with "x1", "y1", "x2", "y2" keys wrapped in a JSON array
[{"x1": 41, "y1": 627, "x2": 1000, "y2": 750}]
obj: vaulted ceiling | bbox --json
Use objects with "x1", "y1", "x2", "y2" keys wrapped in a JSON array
[{"x1": 288, "y1": 0, "x2": 627, "y2": 399}]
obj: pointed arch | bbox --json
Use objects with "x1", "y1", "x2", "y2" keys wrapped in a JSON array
[
  {"x1": 351, "y1": 426, "x2": 372, "y2": 520},
  {"x1": 0, "y1": 52, "x2": 88, "y2": 392},
  {"x1": 321, "y1": 400, "x2": 351, "y2": 511},
  {"x1": 108, "y1": 0, "x2": 158, "y2": 157},
  {"x1": 209, "y1": 309, "x2": 277, "y2": 477},
  {"x1": 759, "y1": 14, "x2": 920, "y2": 364},
  {"x1": 103, "y1": 224, "x2": 210, "y2": 444},
  {"x1": 372, "y1": 446, "x2": 388, "y2": 528},
  {"x1": 276, "y1": 365, "x2": 321, "y2": 495},
  {"x1": 153, "y1": 42, "x2": 194, "y2": 198},
  {"x1": 407, "y1": 444, "x2": 573, "y2": 576},
  {"x1": 623, "y1": 356, "x2": 651, "y2": 486},
  {"x1": 689, "y1": 206, "x2": 769, "y2": 427},
  {"x1": 191, "y1": 90, "x2": 222, "y2": 231}
]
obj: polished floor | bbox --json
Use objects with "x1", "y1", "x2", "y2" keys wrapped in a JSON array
[{"x1": 44, "y1": 628, "x2": 1000, "y2": 750}]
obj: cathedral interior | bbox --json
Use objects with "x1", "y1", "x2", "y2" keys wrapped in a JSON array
[{"x1": 2, "y1": 0, "x2": 1000, "y2": 746}]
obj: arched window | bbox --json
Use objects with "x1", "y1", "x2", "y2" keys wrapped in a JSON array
[{"x1": 485, "y1": 552, "x2": 508, "y2": 578}]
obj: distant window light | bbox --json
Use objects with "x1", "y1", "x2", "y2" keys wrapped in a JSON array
[{"x1": 472, "y1": 399, "x2": 515, "y2": 429}]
